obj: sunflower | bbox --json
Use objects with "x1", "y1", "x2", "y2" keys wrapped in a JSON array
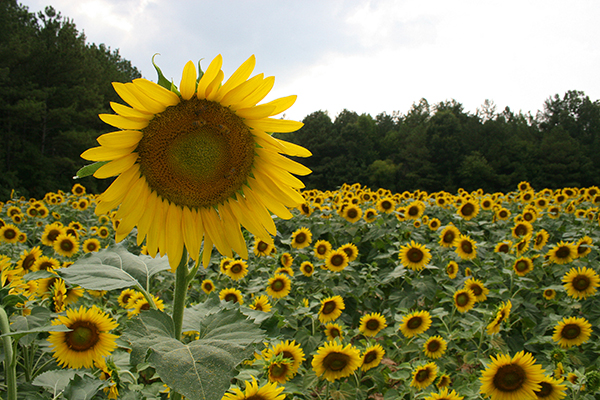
[
  {"x1": 81, "y1": 55, "x2": 310, "y2": 270},
  {"x1": 15, "y1": 246, "x2": 43, "y2": 275},
  {"x1": 546, "y1": 241, "x2": 577, "y2": 265},
  {"x1": 411, "y1": 362, "x2": 438, "y2": 389},
  {"x1": 265, "y1": 340, "x2": 305, "y2": 377},
  {"x1": 457, "y1": 199, "x2": 480, "y2": 220},
  {"x1": 562, "y1": 266, "x2": 599, "y2": 300},
  {"x1": 361, "y1": 343, "x2": 385, "y2": 372},
  {"x1": 342, "y1": 204, "x2": 362, "y2": 223},
  {"x1": 531, "y1": 230, "x2": 550, "y2": 251},
  {"x1": 464, "y1": 278, "x2": 489, "y2": 302},
  {"x1": 72, "y1": 183, "x2": 86, "y2": 196},
  {"x1": 41, "y1": 222, "x2": 66, "y2": 246},
  {"x1": 313, "y1": 240, "x2": 332, "y2": 259},
  {"x1": 454, "y1": 235, "x2": 477, "y2": 260},
  {"x1": 275, "y1": 265, "x2": 294, "y2": 277},
  {"x1": 219, "y1": 288, "x2": 244, "y2": 304},
  {"x1": 453, "y1": 288, "x2": 476, "y2": 313},
  {"x1": 363, "y1": 208, "x2": 378, "y2": 222},
  {"x1": 250, "y1": 295, "x2": 272, "y2": 312},
  {"x1": 82, "y1": 238, "x2": 101, "y2": 253},
  {"x1": 53, "y1": 233, "x2": 80, "y2": 258},
  {"x1": 436, "y1": 374, "x2": 452, "y2": 389},
  {"x1": 96, "y1": 226, "x2": 110, "y2": 239},
  {"x1": 253, "y1": 238, "x2": 274, "y2": 257},
  {"x1": 405, "y1": 200, "x2": 425, "y2": 219},
  {"x1": 325, "y1": 249, "x2": 349, "y2": 272},
  {"x1": 225, "y1": 259, "x2": 249, "y2": 281},
  {"x1": 48, "y1": 305, "x2": 119, "y2": 369},
  {"x1": 439, "y1": 225, "x2": 460, "y2": 247},
  {"x1": 197, "y1": 279, "x2": 214, "y2": 295},
  {"x1": 311, "y1": 341, "x2": 362, "y2": 382},
  {"x1": 399, "y1": 310, "x2": 432, "y2": 338},
  {"x1": 279, "y1": 252, "x2": 293, "y2": 268},
  {"x1": 128, "y1": 294, "x2": 165, "y2": 316},
  {"x1": 428, "y1": 218, "x2": 441, "y2": 231},
  {"x1": 117, "y1": 288, "x2": 139, "y2": 307},
  {"x1": 359, "y1": 312, "x2": 387, "y2": 337},
  {"x1": 318, "y1": 295, "x2": 345, "y2": 323},
  {"x1": 266, "y1": 273, "x2": 291, "y2": 299},
  {"x1": 338, "y1": 243, "x2": 359, "y2": 263},
  {"x1": 423, "y1": 336, "x2": 447, "y2": 359},
  {"x1": 324, "y1": 323, "x2": 344, "y2": 341},
  {"x1": 300, "y1": 261, "x2": 314, "y2": 277},
  {"x1": 543, "y1": 288, "x2": 556, "y2": 300},
  {"x1": 575, "y1": 236, "x2": 593, "y2": 258},
  {"x1": 424, "y1": 388, "x2": 464, "y2": 400},
  {"x1": 445, "y1": 261, "x2": 458, "y2": 279},
  {"x1": 398, "y1": 240, "x2": 432, "y2": 271},
  {"x1": 495, "y1": 207, "x2": 511, "y2": 221},
  {"x1": 512, "y1": 257, "x2": 534, "y2": 277},
  {"x1": 33, "y1": 256, "x2": 61, "y2": 272},
  {"x1": 266, "y1": 358, "x2": 295, "y2": 384},
  {"x1": 0, "y1": 224, "x2": 20, "y2": 244},
  {"x1": 552, "y1": 316, "x2": 592, "y2": 348},
  {"x1": 291, "y1": 227, "x2": 313, "y2": 249},
  {"x1": 534, "y1": 375, "x2": 567, "y2": 400},
  {"x1": 479, "y1": 351, "x2": 545, "y2": 400},
  {"x1": 222, "y1": 376, "x2": 285, "y2": 400},
  {"x1": 376, "y1": 197, "x2": 396, "y2": 214},
  {"x1": 486, "y1": 300, "x2": 512, "y2": 335}
]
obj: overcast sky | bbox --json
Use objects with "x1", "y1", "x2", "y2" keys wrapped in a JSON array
[{"x1": 19, "y1": 0, "x2": 600, "y2": 121}]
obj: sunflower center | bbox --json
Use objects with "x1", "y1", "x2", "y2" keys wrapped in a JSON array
[
  {"x1": 60, "y1": 239, "x2": 74, "y2": 252},
  {"x1": 535, "y1": 381, "x2": 553, "y2": 397},
  {"x1": 23, "y1": 254, "x2": 36, "y2": 270},
  {"x1": 515, "y1": 261, "x2": 528, "y2": 272},
  {"x1": 461, "y1": 241, "x2": 473, "y2": 253},
  {"x1": 407, "y1": 316, "x2": 422, "y2": 330},
  {"x1": 331, "y1": 254, "x2": 345, "y2": 267},
  {"x1": 499, "y1": 210, "x2": 508, "y2": 218},
  {"x1": 573, "y1": 275, "x2": 590, "y2": 291},
  {"x1": 257, "y1": 241, "x2": 269, "y2": 252},
  {"x1": 470, "y1": 285, "x2": 483, "y2": 296},
  {"x1": 577, "y1": 244, "x2": 588, "y2": 254},
  {"x1": 271, "y1": 280, "x2": 285, "y2": 292},
  {"x1": 514, "y1": 225, "x2": 527, "y2": 237},
  {"x1": 137, "y1": 98, "x2": 255, "y2": 209},
  {"x1": 493, "y1": 364, "x2": 525, "y2": 392},
  {"x1": 86, "y1": 243, "x2": 98, "y2": 251},
  {"x1": 317, "y1": 245, "x2": 328, "y2": 255},
  {"x1": 322, "y1": 301, "x2": 337, "y2": 315},
  {"x1": 4, "y1": 229, "x2": 17, "y2": 240},
  {"x1": 224, "y1": 293, "x2": 239, "y2": 303},
  {"x1": 366, "y1": 211, "x2": 375, "y2": 219},
  {"x1": 561, "y1": 323, "x2": 581, "y2": 339},
  {"x1": 381, "y1": 201, "x2": 392, "y2": 210},
  {"x1": 230, "y1": 264, "x2": 242, "y2": 274},
  {"x1": 48, "y1": 229, "x2": 61, "y2": 242},
  {"x1": 555, "y1": 246, "x2": 571, "y2": 259},
  {"x1": 304, "y1": 264, "x2": 313, "y2": 273},
  {"x1": 366, "y1": 319, "x2": 380, "y2": 331},
  {"x1": 294, "y1": 233, "x2": 307, "y2": 244},
  {"x1": 323, "y1": 352, "x2": 349, "y2": 371},
  {"x1": 427, "y1": 340, "x2": 440, "y2": 352},
  {"x1": 329, "y1": 328, "x2": 340, "y2": 338},
  {"x1": 67, "y1": 322, "x2": 99, "y2": 351},
  {"x1": 443, "y1": 232, "x2": 455, "y2": 244},
  {"x1": 456, "y1": 293, "x2": 470, "y2": 307},
  {"x1": 270, "y1": 362, "x2": 289, "y2": 378},
  {"x1": 461, "y1": 203, "x2": 475, "y2": 216},
  {"x1": 347, "y1": 209, "x2": 358, "y2": 218},
  {"x1": 407, "y1": 248, "x2": 424, "y2": 263},
  {"x1": 364, "y1": 351, "x2": 377, "y2": 364},
  {"x1": 415, "y1": 368, "x2": 431, "y2": 382},
  {"x1": 523, "y1": 213, "x2": 534, "y2": 221},
  {"x1": 342, "y1": 248, "x2": 354, "y2": 259}
]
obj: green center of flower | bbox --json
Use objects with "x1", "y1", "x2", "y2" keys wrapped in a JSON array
[
  {"x1": 347, "y1": 208, "x2": 358, "y2": 218},
  {"x1": 456, "y1": 293, "x2": 470, "y2": 307},
  {"x1": 230, "y1": 264, "x2": 242, "y2": 274},
  {"x1": 407, "y1": 316, "x2": 422, "y2": 330},
  {"x1": 294, "y1": 233, "x2": 307, "y2": 244},
  {"x1": 470, "y1": 284, "x2": 483, "y2": 296},
  {"x1": 4, "y1": 229, "x2": 17, "y2": 240},
  {"x1": 443, "y1": 232, "x2": 455, "y2": 244},
  {"x1": 461, "y1": 241, "x2": 473, "y2": 253},
  {"x1": 269, "y1": 362, "x2": 289, "y2": 378},
  {"x1": 303, "y1": 264, "x2": 313, "y2": 273},
  {"x1": 257, "y1": 241, "x2": 269, "y2": 252},
  {"x1": 138, "y1": 98, "x2": 255, "y2": 209},
  {"x1": 408, "y1": 206, "x2": 419, "y2": 216},
  {"x1": 329, "y1": 328, "x2": 340, "y2": 338},
  {"x1": 322, "y1": 301, "x2": 337, "y2": 315},
  {"x1": 381, "y1": 201, "x2": 392, "y2": 210},
  {"x1": 67, "y1": 322, "x2": 99, "y2": 351},
  {"x1": 573, "y1": 275, "x2": 590, "y2": 291},
  {"x1": 60, "y1": 239, "x2": 74, "y2": 252},
  {"x1": 271, "y1": 279, "x2": 285, "y2": 292},
  {"x1": 493, "y1": 364, "x2": 525, "y2": 392},
  {"x1": 86, "y1": 242, "x2": 98, "y2": 251},
  {"x1": 323, "y1": 353, "x2": 349, "y2": 371},
  {"x1": 562, "y1": 324, "x2": 581, "y2": 340},
  {"x1": 366, "y1": 319, "x2": 380, "y2": 331},
  {"x1": 515, "y1": 261, "x2": 528, "y2": 272},
  {"x1": 415, "y1": 368, "x2": 431, "y2": 382},
  {"x1": 407, "y1": 248, "x2": 424, "y2": 262}
]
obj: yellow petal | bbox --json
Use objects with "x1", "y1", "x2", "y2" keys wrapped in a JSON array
[
  {"x1": 197, "y1": 54, "x2": 223, "y2": 99},
  {"x1": 201, "y1": 207, "x2": 232, "y2": 258},
  {"x1": 81, "y1": 144, "x2": 138, "y2": 161},
  {"x1": 136, "y1": 190, "x2": 159, "y2": 246},
  {"x1": 97, "y1": 130, "x2": 143, "y2": 148},
  {"x1": 112, "y1": 82, "x2": 151, "y2": 113},
  {"x1": 278, "y1": 138, "x2": 313, "y2": 157},
  {"x1": 97, "y1": 165, "x2": 140, "y2": 203},
  {"x1": 242, "y1": 189, "x2": 277, "y2": 236},
  {"x1": 115, "y1": 176, "x2": 147, "y2": 220},
  {"x1": 228, "y1": 195, "x2": 271, "y2": 242},
  {"x1": 147, "y1": 198, "x2": 167, "y2": 258},
  {"x1": 213, "y1": 55, "x2": 256, "y2": 102},
  {"x1": 220, "y1": 73, "x2": 264, "y2": 107},
  {"x1": 252, "y1": 129, "x2": 288, "y2": 153},
  {"x1": 115, "y1": 179, "x2": 149, "y2": 242},
  {"x1": 256, "y1": 147, "x2": 312, "y2": 175},
  {"x1": 182, "y1": 206, "x2": 203, "y2": 262},
  {"x1": 253, "y1": 169, "x2": 305, "y2": 207},
  {"x1": 132, "y1": 78, "x2": 180, "y2": 107},
  {"x1": 201, "y1": 234, "x2": 213, "y2": 268},
  {"x1": 205, "y1": 70, "x2": 224, "y2": 100},
  {"x1": 235, "y1": 104, "x2": 277, "y2": 120},
  {"x1": 93, "y1": 153, "x2": 138, "y2": 179},
  {"x1": 246, "y1": 181, "x2": 293, "y2": 220},
  {"x1": 180, "y1": 61, "x2": 197, "y2": 100},
  {"x1": 253, "y1": 156, "x2": 306, "y2": 189},
  {"x1": 245, "y1": 118, "x2": 303, "y2": 133},
  {"x1": 218, "y1": 203, "x2": 248, "y2": 259},
  {"x1": 231, "y1": 76, "x2": 275, "y2": 110},
  {"x1": 260, "y1": 95, "x2": 297, "y2": 116},
  {"x1": 117, "y1": 82, "x2": 167, "y2": 114},
  {"x1": 110, "y1": 102, "x2": 153, "y2": 119},
  {"x1": 99, "y1": 114, "x2": 149, "y2": 130},
  {"x1": 165, "y1": 203, "x2": 184, "y2": 272}
]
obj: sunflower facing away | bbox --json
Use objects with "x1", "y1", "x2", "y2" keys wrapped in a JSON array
[
  {"x1": 399, "y1": 310, "x2": 432, "y2": 338},
  {"x1": 552, "y1": 316, "x2": 592, "y2": 348},
  {"x1": 81, "y1": 55, "x2": 311, "y2": 270},
  {"x1": 479, "y1": 351, "x2": 545, "y2": 400},
  {"x1": 48, "y1": 305, "x2": 119, "y2": 369},
  {"x1": 561, "y1": 266, "x2": 599, "y2": 300},
  {"x1": 311, "y1": 341, "x2": 362, "y2": 382}
]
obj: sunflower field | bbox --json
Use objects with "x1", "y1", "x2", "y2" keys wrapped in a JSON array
[{"x1": 1, "y1": 180, "x2": 600, "y2": 400}]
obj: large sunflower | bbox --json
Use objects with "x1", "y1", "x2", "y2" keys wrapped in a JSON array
[
  {"x1": 546, "y1": 241, "x2": 577, "y2": 265},
  {"x1": 552, "y1": 316, "x2": 592, "y2": 348},
  {"x1": 361, "y1": 343, "x2": 385, "y2": 372},
  {"x1": 399, "y1": 310, "x2": 432, "y2": 338},
  {"x1": 311, "y1": 341, "x2": 362, "y2": 382},
  {"x1": 325, "y1": 249, "x2": 349, "y2": 272},
  {"x1": 411, "y1": 362, "x2": 438, "y2": 389},
  {"x1": 81, "y1": 55, "x2": 311, "y2": 270},
  {"x1": 561, "y1": 266, "x2": 599, "y2": 300},
  {"x1": 399, "y1": 241, "x2": 432, "y2": 271},
  {"x1": 358, "y1": 312, "x2": 387, "y2": 337},
  {"x1": 318, "y1": 295, "x2": 345, "y2": 323},
  {"x1": 48, "y1": 305, "x2": 119, "y2": 369},
  {"x1": 479, "y1": 351, "x2": 545, "y2": 400},
  {"x1": 222, "y1": 376, "x2": 285, "y2": 400}
]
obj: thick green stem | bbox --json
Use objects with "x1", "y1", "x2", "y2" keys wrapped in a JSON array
[
  {"x1": 0, "y1": 305, "x2": 17, "y2": 400},
  {"x1": 172, "y1": 247, "x2": 189, "y2": 341}
]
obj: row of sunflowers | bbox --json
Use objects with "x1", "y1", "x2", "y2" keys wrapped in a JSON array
[{"x1": 1, "y1": 180, "x2": 599, "y2": 399}]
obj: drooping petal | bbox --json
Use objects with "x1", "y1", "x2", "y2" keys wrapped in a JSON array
[
  {"x1": 256, "y1": 147, "x2": 312, "y2": 175},
  {"x1": 99, "y1": 114, "x2": 150, "y2": 130},
  {"x1": 220, "y1": 73, "x2": 264, "y2": 107},
  {"x1": 110, "y1": 102, "x2": 154, "y2": 119}
]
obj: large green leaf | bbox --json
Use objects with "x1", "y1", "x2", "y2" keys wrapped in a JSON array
[
  {"x1": 123, "y1": 310, "x2": 175, "y2": 365},
  {"x1": 2, "y1": 306, "x2": 69, "y2": 345}
]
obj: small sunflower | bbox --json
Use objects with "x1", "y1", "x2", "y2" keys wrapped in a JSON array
[
  {"x1": 486, "y1": 300, "x2": 512, "y2": 335},
  {"x1": 0, "y1": 224, "x2": 21, "y2": 244},
  {"x1": 479, "y1": 351, "x2": 545, "y2": 400},
  {"x1": 324, "y1": 323, "x2": 344, "y2": 341},
  {"x1": 534, "y1": 375, "x2": 567, "y2": 400},
  {"x1": 300, "y1": 261, "x2": 314, "y2": 277},
  {"x1": 253, "y1": 238, "x2": 274, "y2": 257},
  {"x1": 225, "y1": 259, "x2": 249, "y2": 281},
  {"x1": 200, "y1": 279, "x2": 215, "y2": 294},
  {"x1": 399, "y1": 310, "x2": 432, "y2": 338},
  {"x1": 96, "y1": 226, "x2": 110, "y2": 239},
  {"x1": 313, "y1": 240, "x2": 332, "y2": 259},
  {"x1": 82, "y1": 238, "x2": 101, "y2": 253},
  {"x1": 399, "y1": 241, "x2": 432, "y2": 271},
  {"x1": 546, "y1": 241, "x2": 577, "y2": 265},
  {"x1": 376, "y1": 197, "x2": 396, "y2": 213},
  {"x1": 128, "y1": 294, "x2": 165, "y2": 316},
  {"x1": 291, "y1": 227, "x2": 312, "y2": 249},
  {"x1": 117, "y1": 288, "x2": 139, "y2": 308},
  {"x1": 453, "y1": 288, "x2": 476, "y2": 313},
  {"x1": 48, "y1": 305, "x2": 119, "y2": 369},
  {"x1": 439, "y1": 225, "x2": 460, "y2": 247},
  {"x1": 342, "y1": 204, "x2": 362, "y2": 223},
  {"x1": 325, "y1": 249, "x2": 349, "y2": 272},
  {"x1": 464, "y1": 278, "x2": 489, "y2": 302},
  {"x1": 361, "y1": 343, "x2": 385, "y2": 372},
  {"x1": 318, "y1": 295, "x2": 345, "y2": 323},
  {"x1": 219, "y1": 257, "x2": 233, "y2": 273},
  {"x1": 533, "y1": 230, "x2": 550, "y2": 251},
  {"x1": 543, "y1": 288, "x2": 556, "y2": 300},
  {"x1": 575, "y1": 235, "x2": 593, "y2": 258},
  {"x1": 265, "y1": 340, "x2": 305, "y2": 377},
  {"x1": 411, "y1": 362, "x2": 438, "y2": 389},
  {"x1": 457, "y1": 199, "x2": 479, "y2": 220},
  {"x1": 250, "y1": 294, "x2": 272, "y2": 312},
  {"x1": 41, "y1": 222, "x2": 65, "y2": 246},
  {"x1": 436, "y1": 374, "x2": 452, "y2": 389},
  {"x1": 424, "y1": 387, "x2": 464, "y2": 400},
  {"x1": 552, "y1": 316, "x2": 592, "y2": 348},
  {"x1": 222, "y1": 376, "x2": 285, "y2": 400},
  {"x1": 363, "y1": 208, "x2": 378, "y2": 222},
  {"x1": 338, "y1": 243, "x2": 359, "y2": 262},
  {"x1": 446, "y1": 261, "x2": 458, "y2": 279},
  {"x1": 423, "y1": 336, "x2": 447, "y2": 359},
  {"x1": 266, "y1": 273, "x2": 291, "y2": 299},
  {"x1": 219, "y1": 287, "x2": 244, "y2": 304},
  {"x1": 15, "y1": 246, "x2": 43, "y2": 275},
  {"x1": 266, "y1": 358, "x2": 295, "y2": 384},
  {"x1": 275, "y1": 265, "x2": 294, "y2": 277},
  {"x1": 53, "y1": 233, "x2": 79, "y2": 258},
  {"x1": 33, "y1": 256, "x2": 61, "y2": 272},
  {"x1": 454, "y1": 235, "x2": 477, "y2": 260},
  {"x1": 494, "y1": 241, "x2": 512, "y2": 254},
  {"x1": 358, "y1": 312, "x2": 387, "y2": 337},
  {"x1": 311, "y1": 341, "x2": 362, "y2": 382},
  {"x1": 562, "y1": 266, "x2": 599, "y2": 300},
  {"x1": 513, "y1": 256, "x2": 534, "y2": 277},
  {"x1": 280, "y1": 252, "x2": 293, "y2": 268}
]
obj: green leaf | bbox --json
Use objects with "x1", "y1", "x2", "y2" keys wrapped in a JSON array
[
  {"x1": 123, "y1": 310, "x2": 176, "y2": 365},
  {"x1": 62, "y1": 373, "x2": 104, "y2": 400},
  {"x1": 75, "y1": 161, "x2": 109, "y2": 178},
  {"x1": 22, "y1": 270, "x2": 57, "y2": 281},
  {"x1": 152, "y1": 53, "x2": 173, "y2": 91}
]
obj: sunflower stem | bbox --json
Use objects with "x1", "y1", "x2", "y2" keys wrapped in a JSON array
[
  {"x1": 0, "y1": 305, "x2": 17, "y2": 400},
  {"x1": 172, "y1": 247, "x2": 189, "y2": 341}
]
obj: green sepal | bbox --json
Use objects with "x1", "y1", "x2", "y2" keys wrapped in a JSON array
[
  {"x1": 197, "y1": 59, "x2": 205, "y2": 83},
  {"x1": 153, "y1": 54, "x2": 181, "y2": 96},
  {"x1": 75, "y1": 161, "x2": 109, "y2": 179}
]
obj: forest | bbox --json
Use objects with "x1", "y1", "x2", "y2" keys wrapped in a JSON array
[{"x1": 2, "y1": 0, "x2": 600, "y2": 200}]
